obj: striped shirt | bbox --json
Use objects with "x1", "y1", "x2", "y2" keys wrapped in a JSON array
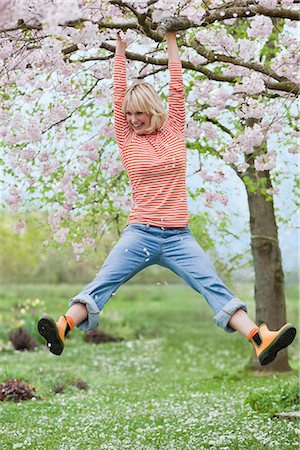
[{"x1": 113, "y1": 54, "x2": 189, "y2": 228}]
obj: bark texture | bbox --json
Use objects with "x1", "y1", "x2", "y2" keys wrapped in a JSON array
[{"x1": 245, "y1": 162, "x2": 291, "y2": 372}]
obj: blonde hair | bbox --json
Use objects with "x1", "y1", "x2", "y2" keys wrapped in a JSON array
[{"x1": 122, "y1": 82, "x2": 167, "y2": 133}]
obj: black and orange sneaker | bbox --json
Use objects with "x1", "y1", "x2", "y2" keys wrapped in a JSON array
[
  {"x1": 38, "y1": 315, "x2": 73, "y2": 355},
  {"x1": 249, "y1": 323, "x2": 296, "y2": 366}
]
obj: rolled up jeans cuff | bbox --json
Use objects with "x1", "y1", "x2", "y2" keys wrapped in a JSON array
[
  {"x1": 68, "y1": 294, "x2": 100, "y2": 332},
  {"x1": 213, "y1": 297, "x2": 248, "y2": 333}
]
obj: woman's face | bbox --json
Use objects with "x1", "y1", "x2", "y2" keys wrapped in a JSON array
[{"x1": 125, "y1": 110, "x2": 152, "y2": 134}]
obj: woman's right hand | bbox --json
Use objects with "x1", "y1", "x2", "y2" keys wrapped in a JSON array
[{"x1": 115, "y1": 32, "x2": 127, "y2": 56}]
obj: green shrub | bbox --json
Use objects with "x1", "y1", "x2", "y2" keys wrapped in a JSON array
[{"x1": 245, "y1": 378, "x2": 300, "y2": 416}]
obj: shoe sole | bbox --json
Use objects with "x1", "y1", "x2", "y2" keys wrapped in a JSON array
[
  {"x1": 38, "y1": 316, "x2": 64, "y2": 355},
  {"x1": 259, "y1": 325, "x2": 297, "y2": 366}
]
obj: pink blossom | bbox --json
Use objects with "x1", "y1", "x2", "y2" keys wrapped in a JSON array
[
  {"x1": 266, "y1": 187, "x2": 279, "y2": 195},
  {"x1": 237, "y1": 98, "x2": 265, "y2": 120},
  {"x1": 130, "y1": 1, "x2": 149, "y2": 14},
  {"x1": 93, "y1": 68, "x2": 107, "y2": 79},
  {"x1": 41, "y1": 161, "x2": 59, "y2": 177},
  {"x1": 182, "y1": 4, "x2": 205, "y2": 25},
  {"x1": 257, "y1": 0, "x2": 278, "y2": 7},
  {"x1": 0, "y1": 42, "x2": 12, "y2": 59},
  {"x1": 109, "y1": 162, "x2": 123, "y2": 177},
  {"x1": 199, "y1": 170, "x2": 214, "y2": 182},
  {"x1": 189, "y1": 54, "x2": 208, "y2": 65},
  {"x1": 204, "y1": 191, "x2": 214, "y2": 208},
  {"x1": 38, "y1": 151, "x2": 50, "y2": 163},
  {"x1": 0, "y1": 0, "x2": 13, "y2": 26},
  {"x1": 200, "y1": 123, "x2": 217, "y2": 141},
  {"x1": 20, "y1": 164, "x2": 32, "y2": 176},
  {"x1": 63, "y1": 203, "x2": 73, "y2": 211},
  {"x1": 267, "y1": 118, "x2": 283, "y2": 133},
  {"x1": 101, "y1": 124, "x2": 115, "y2": 139},
  {"x1": 206, "y1": 108, "x2": 220, "y2": 119},
  {"x1": 199, "y1": 169, "x2": 226, "y2": 184},
  {"x1": 86, "y1": 151, "x2": 99, "y2": 161},
  {"x1": 26, "y1": 124, "x2": 43, "y2": 142},
  {"x1": 25, "y1": 149, "x2": 36, "y2": 160},
  {"x1": 247, "y1": 16, "x2": 273, "y2": 38},
  {"x1": 223, "y1": 149, "x2": 240, "y2": 164},
  {"x1": 28, "y1": 178, "x2": 37, "y2": 186},
  {"x1": 41, "y1": 0, "x2": 81, "y2": 34},
  {"x1": 0, "y1": 0, "x2": 10, "y2": 15},
  {"x1": 62, "y1": 172, "x2": 75, "y2": 185},
  {"x1": 79, "y1": 166, "x2": 91, "y2": 177},
  {"x1": 64, "y1": 187, "x2": 77, "y2": 203},
  {"x1": 52, "y1": 104, "x2": 68, "y2": 121},
  {"x1": 291, "y1": 130, "x2": 299, "y2": 138},
  {"x1": 213, "y1": 170, "x2": 226, "y2": 184},
  {"x1": 123, "y1": 197, "x2": 132, "y2": 207},
  {"x1": 237, "y1": 39, "x2": 257, "y2": 62},
  {"x1": 237, "y1": 162, "x2": 250, "y2": 172},
  {"x1": 185, "y1": 119, "x2": 199, "y2": 139},
  {"x1": 83, "y1": 237, "x2": 96, "y2": 247},
  {"x1": 72, "y1": 242, "x2": 85, "y2": 254},
  {"x1": 77, "y1": 21, "x2": 104, "y2": 50},
  {"x1": 204, "y1": 191, "x2": 228, "y2": 207},
  {"x1": 14, "y1": 219, "x2": 26, "y2": 235},
  {"x1": 234, "y1": 72, "x2": 265, "y2": 95},
  {"x1": 80, "y1": 141, "x2": 99, "y2": 159},
  {"x1": 215, "y1": 193, "x2": 228, "y2": 206},
  {"x1": 238, "y1": 124, "x2": 265, "y2": 154},
  {"x1": 14, "y1": 133, "x2": 29, "y2": 144},
  {"x1": 270, "y1": 41, "x2": 299, "y2": 82},
  {"x1": 10, "y1": 113, "x2": 23, "y2": 129},
  {"x1": 5, "y1": 133, "x2": 17, "y2": 145},
  {"x1": 6, "y1": 187, "x2": 22, "y2": 213},
  {"x1": 254, "y1": 151, "x2": 276, "y2": 171},
  {"x1": 48, "y1": 211, "x2": 62, "y2": 228},
  {"x1": 101, "y1": 156, "x2": 123, "y2": 177},
  {"x1": 53, "y1": 227, "x2": 70, "y2": 244},
  {"x1": 48, "y1": 210, "x2": 65, "y2": 228}
]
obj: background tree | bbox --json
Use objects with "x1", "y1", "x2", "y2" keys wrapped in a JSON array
[{"x1": 0, "y1": 0, "x2": 299, "y2": 370}]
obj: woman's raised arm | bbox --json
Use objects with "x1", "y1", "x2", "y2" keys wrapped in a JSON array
[
  {"x1": 165, "y1": 31, "x2": 185, "y2": 135},
  {"x1": 115, "y1": 33, "x2": 126, "y2": 57},
  {"x1": 113, "y1": 33, "x2": 131, "y2": 146},
  {"x1": 166, "y1": 32, "x2": 180, "y2": 62}
]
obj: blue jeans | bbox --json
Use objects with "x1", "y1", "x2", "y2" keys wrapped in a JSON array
[{"x1": 69, "y1": 223, "x2": 247, "y2": 333}]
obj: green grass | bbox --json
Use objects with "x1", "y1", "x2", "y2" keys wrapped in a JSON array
[{"x1": 0, "y1": 283, "x2": 299, "y2": 450}]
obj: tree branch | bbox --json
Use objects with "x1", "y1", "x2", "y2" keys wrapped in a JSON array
[
  {"x1": 188, "y1": 37, "x2": 298, "y2": 86},
  {"x1": 73, "y1": 41, "x2": 299, "y2": 96}
]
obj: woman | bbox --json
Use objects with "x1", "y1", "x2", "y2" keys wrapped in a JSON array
[{"x1": 38, "y1": 31, "x2": 296, "y2": 366}]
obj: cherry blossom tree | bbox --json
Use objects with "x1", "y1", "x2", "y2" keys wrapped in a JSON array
[{"x1": 0, "y1": 0, "x2": 299, "y2": 370}]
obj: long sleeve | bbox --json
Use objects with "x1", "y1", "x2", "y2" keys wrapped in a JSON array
[
  {"x1": 113, "y1": 54, "x2": 131, "y2": 147},
  {"x1": 166, "y1": 60, "x2": 186, "y2": 135}
]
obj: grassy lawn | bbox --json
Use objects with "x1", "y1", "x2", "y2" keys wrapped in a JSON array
[{"x1": 0, "y1": 282, "x2": 299, "y2": 449}]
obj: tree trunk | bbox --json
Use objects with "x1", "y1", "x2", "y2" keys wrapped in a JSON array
[{"x1": 245, "y1": 165, "x2": 291, "y2": 372}]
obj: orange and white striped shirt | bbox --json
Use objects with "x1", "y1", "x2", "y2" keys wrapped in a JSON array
[{"x1": 113, "y1": 54, "x2": 189, "y2": 227}]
